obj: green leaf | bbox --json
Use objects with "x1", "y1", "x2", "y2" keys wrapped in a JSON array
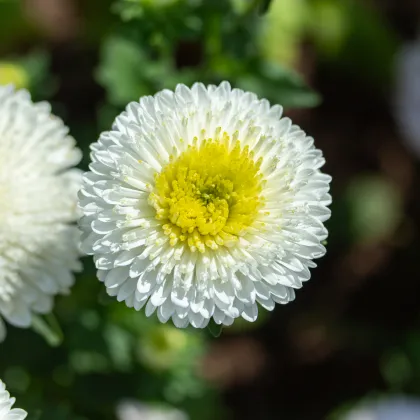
[
  {"x1": 238, "y1": 61, "x2": 321, "y2": 109},
  {"x1": 0, "y1": 50, "x2": 54, "y2": 99},
  {"x1": 19, "y1": 50, "x2": 56, "y2": 99},
  {"x1": 260, "y1": 0, "x2": 309, "y2": 66},
  {"x1": 104, "y1": 324, "x2": 133, "y2": 371},
  {"x1": 309, "y1": 0, "x2": 350, "y2": 58},
  {"x1": 380, "y1": 349, "x2": 412, "y2": 390},
  {"x1": 346, "y1": 175, "x2": 402, "y2": 244},
  {"x1": 96, "y1": 36, "x2": 155, "y2": 106}
]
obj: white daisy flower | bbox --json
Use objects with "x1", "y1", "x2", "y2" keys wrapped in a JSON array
[
  {"x1": 395, "y1": 40, "x2": 420, "y2": 157},
  {"x1": 0, "y1": 379, "x2": 27, "y2": 420},
  {"x1": 79, "y1": 81, "x2": 331, "y2": 328},
  {"x1": 344, "y1": 397, "x2": 420, "y2": 420},
  {"x1": 0, "y1": 85, "x2": 82, "y2": 341},
  {"x1": 116, "y1": 400, "x2": 188, "y2": 420}
]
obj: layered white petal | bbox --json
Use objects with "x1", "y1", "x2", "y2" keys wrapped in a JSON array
[
  {"x1": 79, "y1": 81, "x2": 331, "y2": 328},
  {"x1": 0, "y1": 380, "x2": 27, "y2": 420},
  {"x1": 0, "y1": 86, "x2": 82, "y2": 340}
]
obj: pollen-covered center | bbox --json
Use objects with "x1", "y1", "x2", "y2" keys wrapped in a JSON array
[{"x1": 148, "y1": 136, "x2": 265, "y2": 253}]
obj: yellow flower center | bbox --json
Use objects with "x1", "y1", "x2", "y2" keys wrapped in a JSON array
[{"x1": 148, "y1": 135, "x2": 265, "y2": 253}]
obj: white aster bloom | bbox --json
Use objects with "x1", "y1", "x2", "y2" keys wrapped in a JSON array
[
  {"x1": 79, "y1": 81, "x2": 331, "y2": 328},
  {"x1": 0, "y1": 85, "x2": 82, "y2": 341},
  {"x1": 0, "y1": 379, "x2": 27, "y2": 420},
  {"x1": 344, "y1": 397, "x2": 420, "y2": 420},
  {"x1": 116, "y1": 400, "x2": 188, "y2": 420},
  {"x1": 395, "y1": 40, "x2": 420, "y2": 157}
]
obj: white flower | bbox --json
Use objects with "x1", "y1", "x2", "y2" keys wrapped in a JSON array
[
  {"x1": 395, "y1": 40, "x2": 420, "y2": 157},
  {"x1": 0, "y1": 85, "x2": 82, "y2": 341},
  {"x1": 79, "y1": 81, "x2": 331, "y2": 328},
  {"x1": 0, "y1": 379, "x2": 27, "y2": 420},
  {"x1": 116, "y1": 400, "x2": 188, "y2": 420},
  {"x1": 344, "y1": 397, "x2": 420, "y2": 420}
]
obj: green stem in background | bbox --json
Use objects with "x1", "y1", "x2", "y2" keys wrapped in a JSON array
[{"x1": 31, "y1": 313, "x2": 63, "y2": 347}]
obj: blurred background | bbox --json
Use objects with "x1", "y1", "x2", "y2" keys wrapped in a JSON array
[{"x1": 1, "y1": 0, "x2": 420, "y2": 419}]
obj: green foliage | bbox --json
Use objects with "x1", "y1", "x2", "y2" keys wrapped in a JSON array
[
  {"x1": 0, "y1": 1, "x2": 35, "y2": 47},
  {"x1": 237, "y1": 61, "x2": 321, "y2": 108},
  {"x1": 310, "y1": 0, "x2": 350, "y2": 57},
  {"x1": 96, "y1": 36, "x2": 157, "y2": 106},
  {"x1": 309, "y1": 0, "x2": 399, "y2": 89},
  {"x1": 0, "y1": 50, "x2": 53, "y2": 98},
  {"x1": 381, "y1": 349, "x2": 412, "y2": 391},
  {"x1": 18, "y1": 50, "x2": 55, "y2": 99},
  {"x1": 97, "y1": 0, "x2": 320, "y2": 111},
  {"x1": 345, "y1": 175, "x2": 402, "y2": 244},
  {"x1": 260, "y1": 0, "x2": 309, "y2": 66}
]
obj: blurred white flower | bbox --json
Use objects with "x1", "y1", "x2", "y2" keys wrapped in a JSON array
[
  {"x1": 0, "y1": 85, "x2": 82, "y2": 341},
  {"x1": 79, "y1": 81, "x2": 331, "y2": 329},
  {"x1": 344, "y1": 397, "x2": 420, "y2": 420},
  {"x1": 0, "y1": 379, "x2": 27, "y2": 420},
  {"x1": 395, "y1": 40, "x2": 420, "y2": 157},
  {"x1": 116, "y1": 400, "x2": 188, "y2": 420}
]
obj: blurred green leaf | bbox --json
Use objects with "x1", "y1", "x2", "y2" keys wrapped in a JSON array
[
  {"x1": 0, "y1": 50, "x2": 53, "y2": 99},
  {"x1": 70, "y1": 350, "x2": 110, "y2": 374},
  {"x1": 137, "y1": 324, "x2": 193, "y2": 371},
  {"x1": 104, "y1": 324, "x2": 133, "y2": 371},
  {"x1": 19, "y1": 50, "x2": 55, "y2": 99},
  {"x1": 113, "y1": 0, "x2": 201, "y2": 22},
  {"x1": 238, "y1": 61, "x2": 321, "y2": 108},
  {"x1": 381, "y1": 349, "x2": 412, "y2": 391},
  {"x1": 260, "y1": 0, "x2": 309, "y2": 66},
  {"x1": 310, "y1": 0, "x2": 350, "y2": 58},
  {"x1": 96, "y1": 36, "x2": 153, "y2": 106},
  {"x1": 346, "y1": 175, "x2": 402, "y2": 244},
  {"x1": 0, "y1": 1, "x2": 36, "y2": 48}
]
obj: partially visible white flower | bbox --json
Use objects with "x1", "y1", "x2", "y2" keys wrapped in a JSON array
[
  {"x1": 344, "y1": 397, "x2": 420, "y2": 420},
  {"x1": 0, "y1": 85, "x2": 82, "y2": 341},
  {"x1": 395, "y1": 40, "x2": 420, "y2": 157},
  {"x1": 79, "y1": 81, "x2": 331, "y2": 329},
  {"x1": 0, "y1": 379, "x2": 27, "y2": 420},
  {"x1": 116, "y1": 400, "x2": 188, "y2": 420}
]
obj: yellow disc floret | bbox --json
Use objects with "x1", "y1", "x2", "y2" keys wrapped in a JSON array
[{"x1": 148, "y1": 134, "x2": 265, "y2": 253}]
